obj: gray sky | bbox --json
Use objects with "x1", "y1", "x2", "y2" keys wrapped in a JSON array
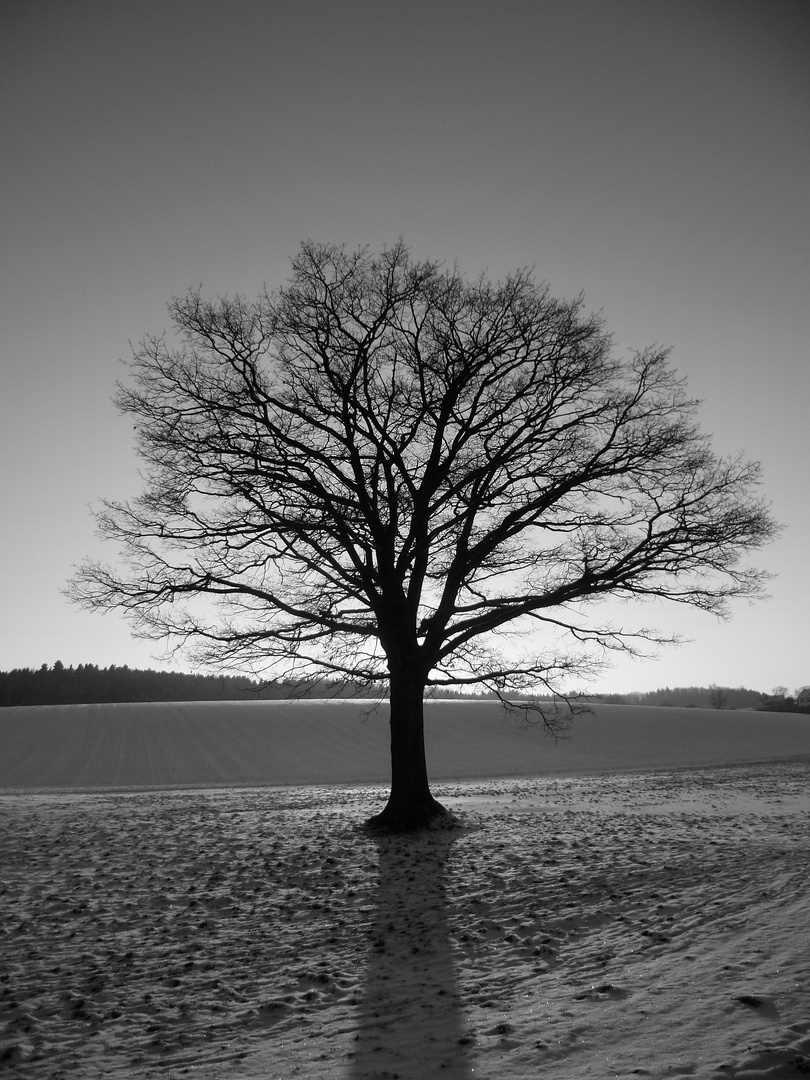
[{"x1": 1, "y1": 0, "x2": 808, "y2": 694}]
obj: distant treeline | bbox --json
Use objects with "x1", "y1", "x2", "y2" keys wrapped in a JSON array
[
  {"x1": 589, "y1": 685, "x2": 809, "y2": 712},
  {"x1": 0, "y1": 662, "x2": 473, "y2": 707},
  {"x1": 591, "y1": 686, "x2": 760, "y2": 708},
  {"x1": 0, "y1": 663, "x2": 378, "y2": 707},
  {"x1": 1, "y1": 665, "x2": 806, "y2": 711}
]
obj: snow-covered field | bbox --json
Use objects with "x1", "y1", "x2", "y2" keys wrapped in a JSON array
[{"x1": 1, "y1": 701, "x2": 808, "y2": 1078}]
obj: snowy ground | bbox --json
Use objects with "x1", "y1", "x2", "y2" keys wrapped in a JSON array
[{"x1": 2, "y1": 761, "x2": 809, "y2": 1079}]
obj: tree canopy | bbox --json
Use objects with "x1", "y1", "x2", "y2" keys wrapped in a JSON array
[{"x1": 69, "y1": 241, "x2": 777, "y2": 826}]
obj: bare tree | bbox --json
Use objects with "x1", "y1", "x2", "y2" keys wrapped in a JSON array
[
  {"x1": 707, "y1": 684, "x2": 729, "y2": 710},
  {"x1": 69, "y1": 241, "x2": 777, "y2": 828}
]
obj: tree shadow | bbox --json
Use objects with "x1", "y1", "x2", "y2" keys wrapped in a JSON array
[{"x1": 350, "y1": 827, "x2": 474, "y2": 1078}]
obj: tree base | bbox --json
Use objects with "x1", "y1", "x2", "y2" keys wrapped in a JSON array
[{"x1": 364, "y1": 795, "x2": 462, "y2": 833}]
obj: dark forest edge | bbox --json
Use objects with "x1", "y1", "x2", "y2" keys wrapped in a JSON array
[
  {"x1": 0, "y1": 662, "x2": 485, "y2": 708},
  {"x1": 1, "y1": 663, "x2": 807, "y2": 713}
]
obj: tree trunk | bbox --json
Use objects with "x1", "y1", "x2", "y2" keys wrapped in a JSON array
[{"x1": 366, "y1": 665, "x2": 457, "y2": 831}]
